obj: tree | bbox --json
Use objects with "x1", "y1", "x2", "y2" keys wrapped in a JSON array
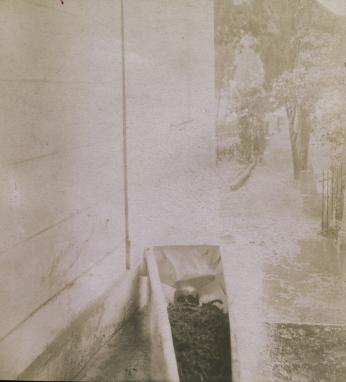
[
  {"x1": 271, "y1": 0, "x2": 345, "y2": 179},
  {"x1": 215, "y1": 0, "x2": 345, "y2": 171},
  {"x1": 312, "y1": 88, "x2": 346, "y2": 161},
  {"x1": 216, "y1": 33, "x2": 270, "y2": 163}
]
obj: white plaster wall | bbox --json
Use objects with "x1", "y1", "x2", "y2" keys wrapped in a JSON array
[
  {"x1": 0, "y1": 0, "x2": 125, "y2": 376},
  {"x1": 125, "y1": 0, "x2": 218, "y2": 261},
  {"x1": 0, "y1": 0, "x2": 217, "y2": 378}
]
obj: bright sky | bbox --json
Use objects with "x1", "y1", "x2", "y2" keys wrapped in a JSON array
[{"x1": 317, "y1": 0, "x2": 346, "y2": 15}]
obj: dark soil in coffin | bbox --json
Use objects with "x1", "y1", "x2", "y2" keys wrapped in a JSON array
[{"x1": 168, "y1": 301, "x2": 232, "y2": 382}]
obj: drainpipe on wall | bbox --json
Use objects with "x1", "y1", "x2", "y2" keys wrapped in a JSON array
[{"x1": 120, "y1": 0, "x2": 131, "y2": 270}]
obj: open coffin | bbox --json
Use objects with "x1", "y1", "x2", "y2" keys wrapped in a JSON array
[
  {"x1": 145, "y1": 245, "x2": 232, "y2": 382},
  {"x1": 16, "y1": 246, "x2": 232, "y2": 382}
]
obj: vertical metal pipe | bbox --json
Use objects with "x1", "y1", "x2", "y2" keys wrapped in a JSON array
[
  {"x1": 332, "y1": 166, "x2": 335, "y2": 227},
  {"x1": 337, "y1": 165, "x2": 340, "y2": 222},
  {"x1": 339, "y1": 163, "x2": 342, "y2": 225},
  {"x1": 121, "y1": 0, "x2": 131, "y2": 270},
  {"x1": 322, "y1": 171, "x2": 325, "y2": 234},
  {"x1": 342, "y1": 163, "x2": 344, "y2": 222},
  {"x1": 339, "y1": 164, "x2": 342, "y2": 198},
  {"x1": 326, "y1": 170, "x2": 329, "y2": 235}
]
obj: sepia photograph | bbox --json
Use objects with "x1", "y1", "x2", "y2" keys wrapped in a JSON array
[{"x1": 0, "y1": 1, "x2": 345, "y2": 381}]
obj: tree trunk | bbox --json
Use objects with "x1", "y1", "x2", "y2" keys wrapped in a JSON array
[
  {"x1": 286, "y1": 104, "x2": 301, "y2": 180},
  {"x1": 286, "y1": 104, "x2": 311, "y2": 180},
  {"x1": 299, "y1": 107, "x2": 311, "y2": 171}
]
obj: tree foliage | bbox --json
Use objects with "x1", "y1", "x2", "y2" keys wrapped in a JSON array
[
  {"x1": 215, "y1": 0, "x2": 346, "y2": 172},
  {"x1": 269, "y1": 0, "x2": 346, "y2": 177}
]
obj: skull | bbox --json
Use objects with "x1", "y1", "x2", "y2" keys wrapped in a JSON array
[{"x1": 174, "y1": 285, "x2": 199, "y2": 305}]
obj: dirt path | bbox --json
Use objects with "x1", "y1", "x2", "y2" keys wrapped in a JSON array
[{"x1": 219, "y1": 128, "x2": 346, "y2": 381}]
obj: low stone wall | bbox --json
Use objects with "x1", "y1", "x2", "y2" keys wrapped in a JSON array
[{"x1": 16, "y1": 265, "x2": 141, "y2": 381}]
